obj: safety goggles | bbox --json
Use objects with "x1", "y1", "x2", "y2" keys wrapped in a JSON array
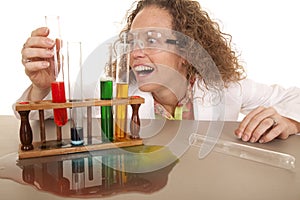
[{"x1": 121, "y1": 28, "x2": 186, "y2": 55}]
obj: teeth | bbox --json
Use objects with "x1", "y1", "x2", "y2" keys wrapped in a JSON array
[{"x1": 134, "y1": 65, "x2": 154, "y2": 72}]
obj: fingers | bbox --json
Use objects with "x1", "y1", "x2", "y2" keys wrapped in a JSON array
[
  {"x1": 250, "y1": 117, "x2": 277, "y2": 143},
  {"x1": 235, "y1": 106, "x2": 298, "y2": 143},
  {"x1": 24, "y1": 60, "x2": 51, "y2": 73},
  {"x1": 22, "y1": 47, "x2": 53, "y2": 71},
  {"x1": 22, "y1": 47, "x2": 54, "y2": 60},
  {"x1": 31, "y1": 27, "x2": 50, "y2": 37},
  {"x1": 22, "y1": 27, "x2": 56, "y2": 70},
  {"x1": 258, "y1": 124, "x2": 283, "y2": 143},
  {"x1": 23, "y1": 36, "x2": 55, "y2": 49},
  {"x1": 235, "y1": 106, "x2": 270, "y2": 138},
  {"x1": 235, "y1": 107, "x2": 279, "y2": 143},
  {"x1": 23, "y1": 27, "x2": 54, "y2": 49},
  {"x1": 22, "y1": 27, "x2": 55, "y2": 56},
  {"x1": 259, "y1": 117, "x2": 294, "y2": 142}
]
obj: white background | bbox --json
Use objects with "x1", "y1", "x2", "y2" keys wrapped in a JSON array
[{"x1": 1, "y1": 0, "x2": 299, "y2": 116}]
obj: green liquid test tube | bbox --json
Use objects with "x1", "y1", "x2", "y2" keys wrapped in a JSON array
[{"x1": 101, "y1": 78, "x2": 113, "y2": 142}]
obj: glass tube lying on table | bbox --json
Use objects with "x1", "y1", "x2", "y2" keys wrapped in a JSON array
[{"x1": 189, "y1": 133, "x2": 296, "y2": 170}]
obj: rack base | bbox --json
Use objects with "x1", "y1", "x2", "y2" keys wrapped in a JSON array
[{"x1": 19, "y1": 137, "x2": 143, "y2": 159}]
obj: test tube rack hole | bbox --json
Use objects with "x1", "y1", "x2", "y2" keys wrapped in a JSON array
[{"x1": 15, "y1": 97, "x2": 144, "y2": 159}]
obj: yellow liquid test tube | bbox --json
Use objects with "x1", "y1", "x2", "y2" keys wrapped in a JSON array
[
  {"x1": 115, "y1": 36, "x2": 130, "y2": 140},
  {"x1": 115, "y1": 83, "x2": 129, "y2": 139}
]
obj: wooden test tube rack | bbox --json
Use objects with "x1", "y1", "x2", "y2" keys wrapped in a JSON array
[{"x1": 15, "y1": 96, "x2": 144, "y2": 159}]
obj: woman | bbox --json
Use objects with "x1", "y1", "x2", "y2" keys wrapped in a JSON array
[{"x1": 18, "y1": 0, "x2": 300, "y2": 143}]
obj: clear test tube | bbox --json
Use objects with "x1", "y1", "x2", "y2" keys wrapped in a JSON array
[
  {"x1": 67, "y1": 41, "x2": 84, "y2": 145},
  {"x1": 115, "y1": 38, "x2": 130, "y2": 140},
  {"x1": 189, "y1": 133, "x2": 296, "y2": 170},
  {"x1": 100, "y1": 43, "x2": 114, "y2": 142},
  {"x1": 45, "y1": 15, "x2": 68, "y2": 127}
]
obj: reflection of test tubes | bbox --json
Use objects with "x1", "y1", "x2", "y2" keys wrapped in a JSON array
[
  {"x1": 72, "y1": 158, "x2": 85, "y2": 193},
  {"x1": 189, "y1": 133, "x2": 296, "y2": 170},
  {"x1": 46, "y1": 16, "x2": 68, "y2": 127},
  {"x1": 101, "y1": 155, "x2": 115, "y2": 188},
  {"x1": 100, "y1": 43, "x2": 114, "y2": 142},
  {"x1": 67, "y1": 41, "x2": 84, "y2": 145},
  {"x1": 116, "y1": 154, "x2": 127, "y2": 184},
  {"x1": 115, "y1": 37, "x2": 130, "y2": 140}
]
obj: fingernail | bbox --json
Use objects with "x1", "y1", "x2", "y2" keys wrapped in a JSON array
[
  {"x1": 44, "y1": 27, "x2": 49, "y2": 34},
  {"x1": 259, "y1": 139, "x2": 264, "y2": 144},
  {"x1": 41, "y1": 61, "x2": 50, "y2": 68},
  {"x1": 242, "y1": 135, "x2": 248, "y2": 141},
  {"x1": 46, "y1": 38, "x2": 55, "y2": 46},
  {"x1": 235, "y1": 130, "x2": 242, "y2": 139},
  {"x1": 250, "y1": 137, "x2": 256, "y2": 143},
  {"x1": 46, "y1": 50, "x2": 54, "y2": 56}
]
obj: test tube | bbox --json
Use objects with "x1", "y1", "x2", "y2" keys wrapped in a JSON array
[
  {"x1": 189, "y1": 133, "x2": 296, "y2": 170},
  {"x1": 67, "y1": 41, "x2": 84, "y2": 145},
  {"x1": 115, "y1": 36, "x2": 130, "y2": 140},
  {"x1": 100, "y1": 43, "x2": 114, "y2": 142},
  {"x1": 46, "y1": 16, "x2": 68, "y2": 127}
]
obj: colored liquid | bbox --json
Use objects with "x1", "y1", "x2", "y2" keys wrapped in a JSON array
[
  {"x1": 51, "y1": 81, "x2": 68, "y2": 126},
  {"x1": 100, "y1": 79, "x2": 113, "y2": 99},
  {"x1": 115, "y1": 83, "x2": 128, "y2": 139},
  {"x1": 70, "y1": 127, "x2": 84, "y2": 145},
  {"x1": 116, "y1": 83, "x2": 128, "y2": 98},
  {"x1": 101, "y1": 106, "x2": 113, "y2": 142},
  {"x1": 100, "y1": 80, "x2": 113, "y2": 142}
]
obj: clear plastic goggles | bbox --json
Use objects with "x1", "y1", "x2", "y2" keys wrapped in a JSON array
[{"x1": 122, "y1": 28, "x2": 185, "y2": 55}]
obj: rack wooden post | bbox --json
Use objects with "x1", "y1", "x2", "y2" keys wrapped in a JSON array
[{"x1": 15, "y1": 96, "x2": 144, "y2": 159}]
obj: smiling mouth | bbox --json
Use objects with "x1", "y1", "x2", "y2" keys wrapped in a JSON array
[{"x1": 134, "y1": 65, "x2": 155, "y2": 76}]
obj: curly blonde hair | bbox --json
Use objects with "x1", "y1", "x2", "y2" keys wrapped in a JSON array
[{"x1": 120, "y1": 0, "x2": 246, "y2": 88}]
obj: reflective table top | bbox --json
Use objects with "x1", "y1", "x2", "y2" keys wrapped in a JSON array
[{"x1": 1, "y1": 115, "x2": 299, "y2": 200}]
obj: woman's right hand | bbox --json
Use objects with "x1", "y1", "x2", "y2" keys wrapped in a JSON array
[{"x1": 21, "y1": 27, "x2": 56, "y2": 100}]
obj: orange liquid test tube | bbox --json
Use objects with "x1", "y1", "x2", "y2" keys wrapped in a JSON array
[{"x1": 115, "y1": 37, "x2": 130, "y2": 140}]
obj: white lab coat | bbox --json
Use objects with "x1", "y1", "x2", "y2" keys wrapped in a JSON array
[{"x1": 127, "y1": 78, "x2": 300, "y2": 122}]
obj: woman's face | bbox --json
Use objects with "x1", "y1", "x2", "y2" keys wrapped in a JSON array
[{"x1": 130, "y1": 6, "x2": 187, "y2": 97}]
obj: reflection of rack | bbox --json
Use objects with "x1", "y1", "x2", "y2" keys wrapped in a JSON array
[
  {"x1": 15, "y1": 96, "x2": 144, "y2": 159},
  {"x1": 17, "y1": 147, "x2": 177, "y2": 198}
]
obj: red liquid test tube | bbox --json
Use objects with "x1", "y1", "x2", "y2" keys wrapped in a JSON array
[{"x1": 51, "y1": 81, "x2": 68, "y2": 126}]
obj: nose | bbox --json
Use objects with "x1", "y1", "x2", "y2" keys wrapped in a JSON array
[{"x1": 131, "y1": 40, "x2": 146, "y2": 58}]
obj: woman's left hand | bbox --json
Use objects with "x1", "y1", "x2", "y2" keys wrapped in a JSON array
[{"x1": 235, "y1": 106, "x2": 300, "y2": 143}]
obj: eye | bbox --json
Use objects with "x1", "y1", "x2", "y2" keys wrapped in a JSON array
[
  {"x1": 127, "y1": 38, "x2": 134, "y2": 46},
  {"x1": 126, "y1": 35, "x2": 135, "y2": 48},
  {"x1": 147, "y1": 37, "x2": 157, "y2": 46}
]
